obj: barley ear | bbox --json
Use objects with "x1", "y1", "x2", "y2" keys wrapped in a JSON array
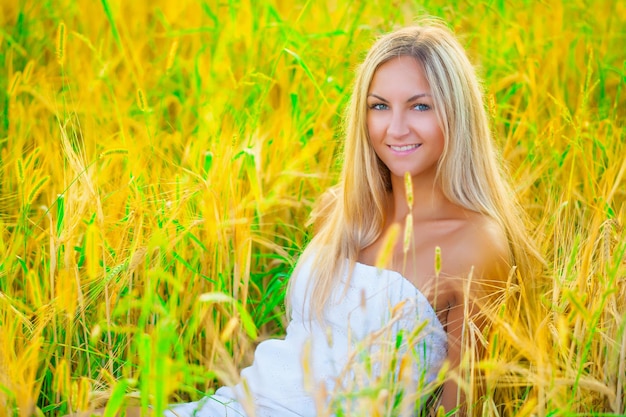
[
  {"x1": 376, "y1": 222, "x2": 400, "y2": 269},
  {"x1": 53, "y1": 358, "x2": 70, "y2": 399},
  {"x1": 56, "y1": 22, "x2": 66, "y2": 65},
  {"x1": 434, "y1": 246, "x2": 441, "y2": 278},
  {"x1": 404, "y1": 171, "x2": 413, "y2": 209},
  {"x1": 23, "y1": 60, "x2": 35, "y2": 83},
  {"x1": 16, "y1": 158, "x2": 24, "y2": 183},
  {"x1": 403, "y1": 214, "x2": 412, "y2": 254},
  {"x1": 99, "y1": 148, "x2": 129, "y2": 159},
  {"x1": 28, "y1": 176, "x2": 50, "y2": 205},
  {"x1": 166, "y1": 39, "x2": 179, "y2": 74},
  {"x1": 403, "y1": 172, "x2": 413, "y2": 254},
  {"x1": 136, "y1": 88, "x2": 147, "y2": 111},
  {"x1": 9, "y1": 71, "x2": 22, "y2": 96}
]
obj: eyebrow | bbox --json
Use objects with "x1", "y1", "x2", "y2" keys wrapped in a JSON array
[{"x1": 367, "y1": 93, "x2": 431, "y2": 102}]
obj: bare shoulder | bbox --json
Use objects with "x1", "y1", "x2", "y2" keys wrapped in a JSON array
[{"x1": 442, "y1": 213, "x2": 511, "y2": 285}]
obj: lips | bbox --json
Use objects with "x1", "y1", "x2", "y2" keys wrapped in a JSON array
[{"x1": 389, "y1": 144, "x2": 421, "y2": 152}]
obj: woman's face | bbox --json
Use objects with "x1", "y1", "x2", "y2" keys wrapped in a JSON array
[{"x1": 366, "y1": 55, "x2": 444, "y2": 184}]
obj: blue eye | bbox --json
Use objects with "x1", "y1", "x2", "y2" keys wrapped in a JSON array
[
  {"x1": 414, "y1": 103, "x2": 430, "y2": 111},
  {"x1": 369, "y1": 103, "x2": 388, "y2": 110}
]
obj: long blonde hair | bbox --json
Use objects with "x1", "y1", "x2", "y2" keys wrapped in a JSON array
[{"x1": 291, "y1": 20, "x2": 542, "y2": 320}]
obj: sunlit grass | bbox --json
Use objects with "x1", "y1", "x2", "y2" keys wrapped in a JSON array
[{"x1": 0, "y1": 0, "x2": 624, "y2": 415}]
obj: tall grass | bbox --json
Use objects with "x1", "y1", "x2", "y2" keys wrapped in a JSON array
[{"x1": 0, "y1": 0, "x2": 624, "y2": 415}]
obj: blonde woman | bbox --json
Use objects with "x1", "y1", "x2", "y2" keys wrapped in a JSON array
[{"x1": 94, "y1": 20, "x2": 540, "y2": 417}]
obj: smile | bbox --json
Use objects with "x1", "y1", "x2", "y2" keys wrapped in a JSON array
[{"x1": 389, "y1": 144, "x2": 421, "y2": 152}]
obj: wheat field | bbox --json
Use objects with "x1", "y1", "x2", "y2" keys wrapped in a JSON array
[{"x1": 0, "y1": 0, "x2": 624, "y2": 416}]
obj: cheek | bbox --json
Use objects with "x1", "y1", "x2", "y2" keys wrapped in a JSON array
[
  {"x1": 423, "y1": 117, "x2": 444, "y2": 144},
  {"x1": 366, "y1": 113, "x2": 373, "y2": 131},
  {"x1": 431, "y1": 125, "x2": 445, "y2": 144},
  {"x1": 366, "y1": 114, "x2": 384, "y2": 140}
]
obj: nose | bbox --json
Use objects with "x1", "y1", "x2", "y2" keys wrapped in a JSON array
[{"x1": 387, "y1": 110, "x2": 409, "y2": 138}]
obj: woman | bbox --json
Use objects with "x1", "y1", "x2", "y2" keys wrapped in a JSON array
[{"x1": 119, "y1": 20, "x2": 540, "y2": 417}]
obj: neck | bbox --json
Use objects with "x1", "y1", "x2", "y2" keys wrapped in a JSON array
[{"x1": 388, "y1": 173, "x2": 450, "y2": 223}]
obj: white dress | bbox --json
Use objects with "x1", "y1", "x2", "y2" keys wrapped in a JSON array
[{"x1": 165, "y1": 256, "x2": 447, "y2": 417}]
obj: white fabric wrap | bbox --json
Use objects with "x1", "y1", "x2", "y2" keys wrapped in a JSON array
[{"x1": 166, "y1": 257, "x2": 447, "y2": 417}]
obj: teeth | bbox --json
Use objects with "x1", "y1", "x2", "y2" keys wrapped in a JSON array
[{"x1": 390, "y1": 144, "x2": 420, "y2": 152}]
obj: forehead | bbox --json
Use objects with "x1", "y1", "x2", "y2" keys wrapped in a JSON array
[{"x1": 368, "y1": 55, "x2": 431, "y2": 94}]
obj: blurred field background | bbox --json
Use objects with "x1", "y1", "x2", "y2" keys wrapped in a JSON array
[{"x1": 0, "y1": 0, "x2": 624, "y2": 415}]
